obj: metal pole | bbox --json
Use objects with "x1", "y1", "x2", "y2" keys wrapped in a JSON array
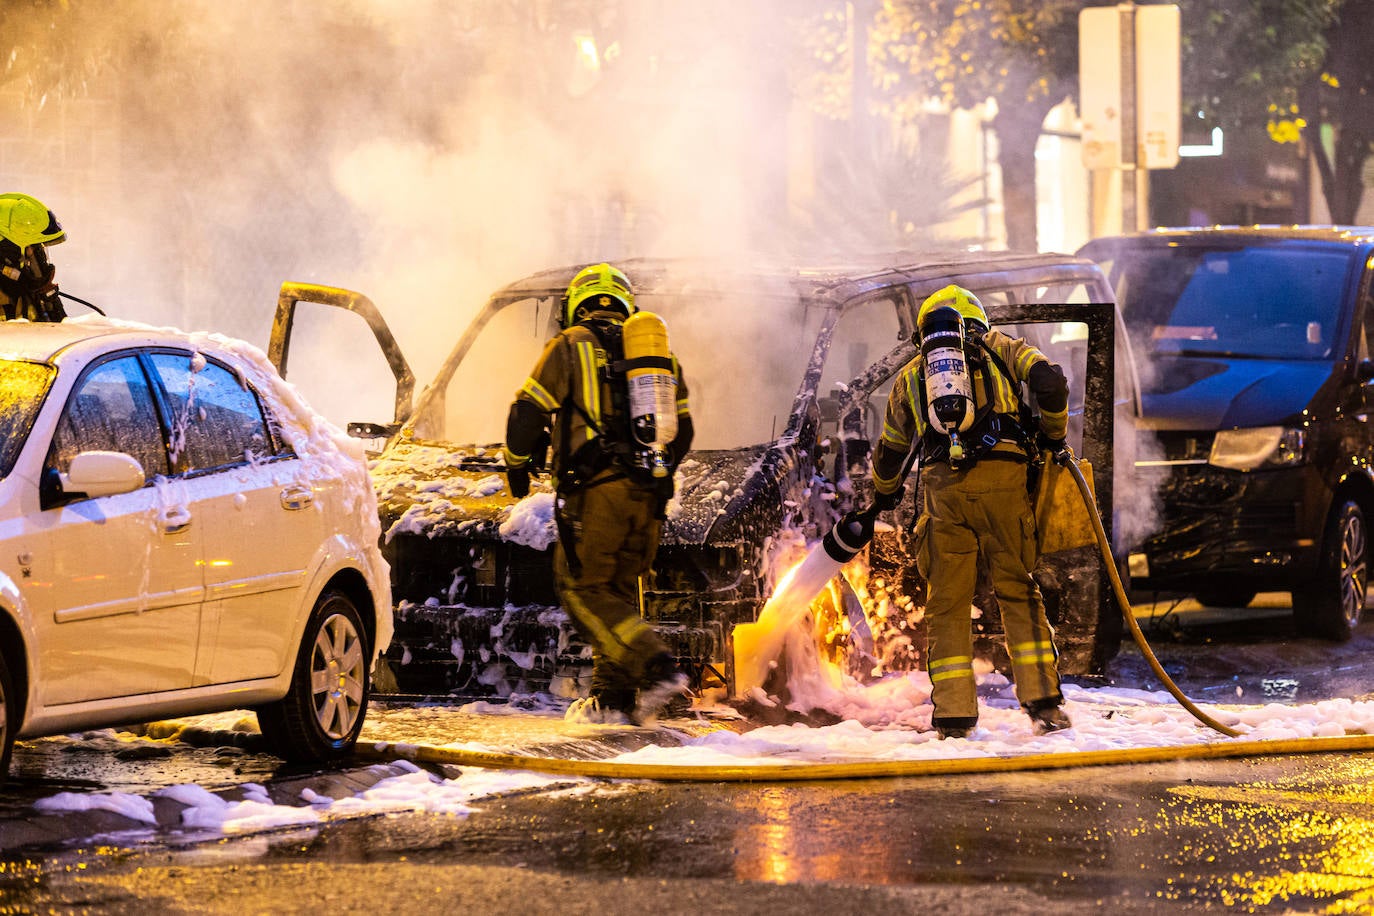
[{"x1": 1119, "y1": 2, "x2": 1138, "y2": 233}]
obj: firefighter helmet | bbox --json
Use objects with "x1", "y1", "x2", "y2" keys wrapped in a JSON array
[
  {"x1": 917, "y1": 284, "x2": 987, "y2": 333},
  {"x1": 562, "y1": 262, "x2": 635, "y2": 328},
  {"x1": 0, "y1": 193, "x2": 65, "y2": 250}
]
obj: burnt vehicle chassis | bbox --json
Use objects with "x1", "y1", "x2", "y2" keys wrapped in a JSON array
[{"x1": 269, "y1": 255, "x2": 1121, "y2": 699}]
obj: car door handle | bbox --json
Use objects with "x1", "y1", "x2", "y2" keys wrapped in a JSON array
[
  {"x1": 280, "y1": 484, "x2": 314, "y2": 511},
  {"x1": 159, "y1": 506, "x2": 193, "y2": 534}
]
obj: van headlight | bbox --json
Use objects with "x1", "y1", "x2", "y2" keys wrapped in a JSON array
[{"x1": 1209, "y1": 426, "x2": 1306, "y2": 471}]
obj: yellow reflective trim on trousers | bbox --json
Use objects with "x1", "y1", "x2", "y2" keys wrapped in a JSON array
[
  {"x1": 577, "y1": 340, "x2": 601, "y2": 428},
  {"x1": 1011, "y1": 642, "x2": 1057, "y2": 666},
  {"x1": 929, "y1": 656, "x2": 973, "y2": 683},
  {"x1": 1013, "y1": 653, "x2": 1058, "y2": 666},
  {"x1": 560, "y1": 587, "x2": 640, "y2": 667},
  {"x1": 562, "y1": 593, "x2": 631, "y2": 665},
  {"x1": 521, "y1": 378, "x2": 558, "y2": 412}
]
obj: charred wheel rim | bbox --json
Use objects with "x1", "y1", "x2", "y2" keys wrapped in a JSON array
[
  {"x1": 1339, "y1": 504, "x2": 1368, "y2": 630},
  {"x1": 311, "y1": 610, "x2": 367, "y2": 741}
]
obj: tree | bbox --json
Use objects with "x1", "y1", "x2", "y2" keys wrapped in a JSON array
[
  {"x1": 803, "y1": 0, "x2": 1348, "y2": 249},
  {"x1": 872, "y1": 1, "x2": 1083, "y2": 253},
  {"x1": 1290, "y1": 0, "x2": 1374, "y2": 222}
]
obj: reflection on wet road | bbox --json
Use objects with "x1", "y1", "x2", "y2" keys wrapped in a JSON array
[{"x1": 3, "y1": 598, "x2": 1374, "y2": 913}]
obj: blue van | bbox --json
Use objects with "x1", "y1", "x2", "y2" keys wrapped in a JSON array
[{"x1": 1080, "y1": 227, "x2": 1374, "y2": 640}]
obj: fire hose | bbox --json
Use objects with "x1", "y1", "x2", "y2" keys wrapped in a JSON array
[
  {"x1": 346, "y1": 450, "x2": 1374, "y2": 780},
  {"x1": 1055, "y1": 447, "x2": 1240, "y2": 737}
]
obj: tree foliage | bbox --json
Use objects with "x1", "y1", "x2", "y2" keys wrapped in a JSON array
[
  {"x1": 873, "y1": 1, "x2": 1081, "y2": 251},
  {"x1": 1177, "y1": 0, "x2": 1335, "y2": 130},
  {"x1": 1291, "y1": 0, "x2": 1373, "y2": 223},
  {"x1": 796, "y1": 0, "x2": 1364, "y2": 244}
]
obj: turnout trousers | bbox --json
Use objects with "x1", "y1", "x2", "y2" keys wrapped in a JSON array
[
  {"x1": 553, "y1": 473, "x2": 671, "y2": 707},
  {"x1": 914, "y1": 458, "x2": 1063, "y2": 726}
]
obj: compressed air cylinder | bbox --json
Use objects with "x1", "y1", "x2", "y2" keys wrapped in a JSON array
[
  {"x1": 919, "y1": 305, "x2": 975, "y2": 460},
  {"x1": 622, "y1": 310, "x2": 678, "y2": 477}
]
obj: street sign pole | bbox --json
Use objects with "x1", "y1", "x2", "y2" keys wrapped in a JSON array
[
  {"x1": 1120, "y1": 4, "x2": 1138, "y2": 233},
  {"x1": 1080, "y1": 3, "x2": 1179, "y2": 236}
]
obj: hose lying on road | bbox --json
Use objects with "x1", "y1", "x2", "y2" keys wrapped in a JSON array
[
  {"x1": 359, "y1": 448, "x2": 1374, "y2": 781},
  {"x1": 1058, "y1": 449, "x2": 1241, "y2": 738},
  {"x1": 357, "y1": 732, "x2": 1374, "y2": 783}
]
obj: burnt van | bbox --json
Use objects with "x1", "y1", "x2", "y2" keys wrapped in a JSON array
[{"x1": 1080, "y1": 227, "x2": 1374, "y2": 640}]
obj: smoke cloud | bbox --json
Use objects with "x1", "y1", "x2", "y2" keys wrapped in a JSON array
[{"x1": 9, "y1": 0, "x2": 793, "y2": 392}]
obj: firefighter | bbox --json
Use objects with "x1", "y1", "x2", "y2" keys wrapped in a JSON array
[
  {"x1": 868, "y1": 285, "x2": 1072, "y2": 739},
  {"x1": 503, "y1": 263, "x2": 695, "y2": 725},
  {"x1": 0, "y1": 193, "x2": 67, "y2": 322}
]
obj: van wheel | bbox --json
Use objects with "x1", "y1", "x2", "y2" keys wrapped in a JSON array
[
  {"x1": 1192, "y1": 586, "x2": 1257, "y2": 609},
  {"x1": 257, "y1": 590, "x2": 371, "y2": 762},
  {"x1": 1293, "y1": 499, "x2": 1368, "y2": 641},
  {"x1": 0, "y1": 651, "x2": 13, "y2": 783}
]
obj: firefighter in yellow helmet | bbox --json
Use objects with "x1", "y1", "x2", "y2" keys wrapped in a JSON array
[
  {"x1": 0, "y1": 193, "x2": 66, "y2": 322},
  {"x1": 503, "y1": 263, "x2": 695, "y2": 724},
  {"x1": 868, "y1": 284, "x2": 1072, "y2": 738}
]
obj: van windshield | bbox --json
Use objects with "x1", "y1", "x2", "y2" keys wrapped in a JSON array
[{"x1": 1112, "y1": 244, "x2": 1355, "y2": 360}]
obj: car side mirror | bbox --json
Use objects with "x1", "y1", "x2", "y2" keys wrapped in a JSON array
[
  {"x1": 62, "y1": 451, "x2": 146, "y2": 499},
  {"x1": 1358, "y1": 359, "x2": 1374, "y2": 383}
]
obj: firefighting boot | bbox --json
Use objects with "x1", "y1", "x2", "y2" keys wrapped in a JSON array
[
  {"x1": 1025, "y1": 697, "x2": 1072, "y2": 734},
  {"x1": 634, "y1": 653, "x2": 689, "y2": 724}
]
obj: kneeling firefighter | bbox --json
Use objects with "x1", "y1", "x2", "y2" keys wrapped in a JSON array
[
  {"x1": 0, "y1": 193, "x2": 66, "y2": 322},
  {"x1": 503, "y1": 263, "x2": 695, "y2": 725},
  {"x1": 849, "y1": 284, "x2": 1073, "y2": 738}
]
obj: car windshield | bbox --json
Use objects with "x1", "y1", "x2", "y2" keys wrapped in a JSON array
[
  {"x1": 0, "y1": 359, "x2": 55, "y2": 478},
  {"x1": 1110, "y1": 244, "x2": 1355, "y2": 360},
  {"x1": 418, "y1": 287, "x2": 827, "y2": 450}
]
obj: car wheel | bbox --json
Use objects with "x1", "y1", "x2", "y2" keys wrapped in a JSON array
[
  {"x1": 257, "y1": 590, "x2": 371, "y2": 762},
  {"x1": 1293, "y1": 499, "x2": 1368, "y2": 642},
  {"x1": 0, "y1": 651, "x2": 13, "y2": 783},
  {"x1": 1192, "y1": 586, "x2": 1257, "y2": 609}
]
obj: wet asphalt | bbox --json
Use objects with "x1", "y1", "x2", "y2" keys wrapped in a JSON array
[{"x1": 3, "y1": 595, "x2": 1374, "y2": 914}]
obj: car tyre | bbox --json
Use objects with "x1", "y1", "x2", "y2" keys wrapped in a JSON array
[
  {"x1": 1192, "y1": 586, "x2": 1257, "y2": 609},
  {"x1": 1293, "y1": 499, "x2": 1368, "y2": 642},
  {"x1": 257, "y1": 590, "x2": 371, "y2": 762},
  {"x1": 0, "y1": 651, "x2": 13, "y2": 783}
]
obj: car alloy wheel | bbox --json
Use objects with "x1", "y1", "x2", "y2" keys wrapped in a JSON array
[
  {"x1": 257, "y1": 589, "x2": 371, "y2": 761},
  {"x1": 310, "y1": 607, "x2": 368, "y2": 741},
  {"x1": 1337, "y1": 503, "x2": 1368, "y2": 632},
  {"x1": 1294, "y1": 499, "x2": 1368, "y2": 641}
]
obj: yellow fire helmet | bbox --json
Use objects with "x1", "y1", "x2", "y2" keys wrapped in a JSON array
[
  {"x1": 563, "y1": 262, "x2": 635, "y2": 328},
  {"x1": 0, "y1": 193, "x2": 66, "y2": 250},
  {"x1": 917, "y1": 284, "x2": 988, "y2": 333}
]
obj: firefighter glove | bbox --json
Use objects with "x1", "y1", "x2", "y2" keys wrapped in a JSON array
[
  {"x1": 872, "y1": 486, "x2": 903, "y2": 512},
  {"x1": 507, "y1": 466, "x2": 531, "y2": 498},
  {"x1": 1038, "y1": 431, "x2": 1066, "y2": 454}
]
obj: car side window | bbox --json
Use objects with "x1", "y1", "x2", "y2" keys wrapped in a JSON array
[
  {"x1": 148, "y1": 352, "x2": 276, "y2": 473},
  {"x1": 47, "y1": 356, "x2": 170, "y2": 481}
]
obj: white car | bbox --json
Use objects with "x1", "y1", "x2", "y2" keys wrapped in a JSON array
[{"x1": 0, "y1": 318, "x2": 392, "y2": 779}]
